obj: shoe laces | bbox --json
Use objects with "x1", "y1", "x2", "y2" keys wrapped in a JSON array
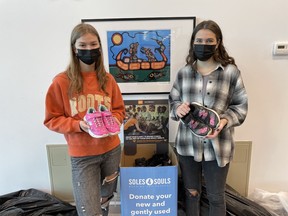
[
  {"x1": 198, "y1": 109, "x2": 208, "y2": 119},
  {"x1": 190, "y1": 120, "x2": 210, "y2": 135},
  {"x1": 93, "y1": 115, "x2": 105, "y2": 128},
  {"x1": 104, "y1": 113, "x2": 115, "y2": 126},
  {"x1": 190, "y1": 120, "x2": 199, "y2": 129}
]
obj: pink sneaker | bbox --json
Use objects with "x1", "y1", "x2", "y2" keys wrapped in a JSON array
[
  {"x1": 99, "y1": 104, "x2": 120, "y2": 135},
  {"x1": 84, "y1": 107, "x2": 109, "y2": 138}
]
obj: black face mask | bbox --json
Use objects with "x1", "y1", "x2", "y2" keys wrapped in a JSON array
[
  {"x1": 193, "y1": 44, "x2": 216, "y2": 61},
  {"x1": 76, "y1": 48, "x2": 101, "y2": 65}
]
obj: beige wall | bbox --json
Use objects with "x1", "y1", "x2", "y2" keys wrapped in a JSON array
[{"x1": 0, "y1": 0, "x2": 287, "y2": 196}]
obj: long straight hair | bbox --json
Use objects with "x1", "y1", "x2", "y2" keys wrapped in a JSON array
[
  {"x1": 66, "y1": 23, "x2": 107, "y2": 98},
  {"x1": 186, "y1": 20, "x2": 236, "y2": 67}
]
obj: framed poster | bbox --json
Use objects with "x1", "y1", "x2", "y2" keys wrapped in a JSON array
[
  {"x1": 82, "y1": 17, "x2": 196, "y2": 94},
  {"x1": 122, "y1": 94, "x2": 169, "y2": 155}
]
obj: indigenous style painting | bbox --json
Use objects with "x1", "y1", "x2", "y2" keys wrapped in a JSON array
[
  {"x1": 82, "y1": 17, "x2": 196, "y2": 93},
  {"x1": 107, "y1": 30, "x2": 171, "y2": 84}
]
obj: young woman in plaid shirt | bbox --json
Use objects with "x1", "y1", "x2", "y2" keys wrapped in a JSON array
[{"x1": 169, "y1": 20, "x2": 248, "y2": 216}]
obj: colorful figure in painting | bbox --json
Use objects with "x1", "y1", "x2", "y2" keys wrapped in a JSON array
[
  {"x1": 115, "y1": 71, "x2": 135, "y2": 81},
  {"x1": 129, "y1": 42, "x2": 139, "y2": 62},
  {"x1": 116, "y1": 47, "x2": 167, "y2": 71},
  {"x1": 147, "y1": 71, "x2": 165, "y2": 80},
  {"x1": 140, "y1": 47, "x2": 157, "y2": 62},
  {"x1": 153, "y1": 38, "x2": 166, "y2": 54}
]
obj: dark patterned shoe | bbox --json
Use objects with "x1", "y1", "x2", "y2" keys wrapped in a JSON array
[
  {"x1": 181, "y1": 102, "x2": 220, "y2": 129},
  {"x1": 145, "y1": 154, "x2": 171, "y2": 167},
  {"x1": 135, "y1": 157, "x2": 146, "y2": 167},
  {"x1": 188, "y1": 119, "x2": 212, "y2": 137},
  {"x1": 190, "y1": 102, "x2": 220, "y2": 129}
]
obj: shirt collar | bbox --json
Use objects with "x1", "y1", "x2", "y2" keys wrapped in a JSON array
[{"x1": 192, "y1": 61, "x2": 224, "y2": 71}]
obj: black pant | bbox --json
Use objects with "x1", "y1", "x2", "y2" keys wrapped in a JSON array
[{"x1": 178, "y1": 155, "x2": 229, "y2": 216}]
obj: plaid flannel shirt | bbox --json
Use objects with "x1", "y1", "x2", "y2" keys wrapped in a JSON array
[{"x1": 169, "y1": 63, "x2": 248, "y2": 167}]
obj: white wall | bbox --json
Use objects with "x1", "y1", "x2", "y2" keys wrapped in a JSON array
[{"x1": 0, "y1": 0, "x2": 287, "y2": 196}]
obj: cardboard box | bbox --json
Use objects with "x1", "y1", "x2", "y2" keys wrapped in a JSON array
[{"x1": 120, "y1": 143, "x2": 178, "y2": 216}]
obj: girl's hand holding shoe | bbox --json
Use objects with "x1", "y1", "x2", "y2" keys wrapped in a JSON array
[
  {"x1": 176, "y1": 102, "x2": 191, "y2": 118},
  {"x1": 206, "y1": 118, "x2": 228, "y2": 139},
  {"x1": 79, "y1": 120, "x2": 89, "y2": 133}
]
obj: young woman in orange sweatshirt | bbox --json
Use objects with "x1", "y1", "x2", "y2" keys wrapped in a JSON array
[{"x1": 44, "y1": 23, "x2": 125, "y2": 216}]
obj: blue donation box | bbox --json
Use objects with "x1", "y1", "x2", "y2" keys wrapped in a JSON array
[{"x1": 120, "y1": 166, "x2": 178, "y2": 216}]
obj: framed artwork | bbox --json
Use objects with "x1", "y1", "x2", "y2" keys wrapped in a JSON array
[{"x1": 82, "y1": 17, "x2": 196, "y2": 94}]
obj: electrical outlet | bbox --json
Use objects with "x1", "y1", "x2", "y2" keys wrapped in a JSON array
[{"x1": 273, "y1": 41, "x2": 288, "y2": 56}]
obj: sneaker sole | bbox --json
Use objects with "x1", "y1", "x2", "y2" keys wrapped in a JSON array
[
  {"x1": 87, "y1": 130, "x2": 109, "y2": 138},
  {"x1": 190, "y1": 127, "x2": 212, "y2": 138},
  {"x1": 108, "y1": 131, "x2": 120, "y2": 136}
]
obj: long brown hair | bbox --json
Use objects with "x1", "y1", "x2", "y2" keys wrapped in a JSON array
[
  {"x1": 66, "y1": 23, "x2": 107, "y2": 98},
  {"x1": 186, "y1": 20, "x2": 236, "y2": 67}
]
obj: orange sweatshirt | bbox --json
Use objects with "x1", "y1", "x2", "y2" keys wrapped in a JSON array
[{"x1": 44, "y1": 71, "x2": 125, "y2": 157}]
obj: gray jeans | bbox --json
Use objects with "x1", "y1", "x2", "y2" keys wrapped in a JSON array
[
  {"x1": 178, "y1": 154, "x2": 229, "y2": 216},
  {"x1": 71, "y1": 145, "x2": 121, "y2": 216}
]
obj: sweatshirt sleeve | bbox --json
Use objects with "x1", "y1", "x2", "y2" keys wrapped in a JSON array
[
  {"x1": 110, "y1": 75, "x2": 125, "y2": 124},
  {"x1": 43, "y1": 77, "x2": 82, "y2": 134}
]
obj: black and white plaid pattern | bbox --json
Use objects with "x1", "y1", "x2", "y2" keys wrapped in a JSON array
[{"x1": 169, "y1": 63, "x2": 248, "y2": 167}]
